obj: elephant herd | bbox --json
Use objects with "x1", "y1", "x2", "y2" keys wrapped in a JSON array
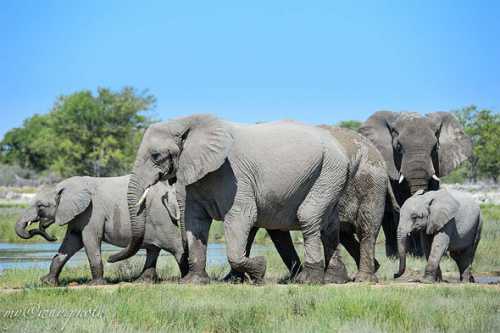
[{"x1": 15, "y1": 111, "x2": 481, "y2": 285}]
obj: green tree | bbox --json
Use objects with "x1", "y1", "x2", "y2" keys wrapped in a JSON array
[
  {"x1": 469, "y1": 109, "x2": 500, "y2": 182},
  {"x1": 337, "y1": 120, "x2": 362, "y2": 131},
  {"x1": 450, "y1": 106, "x2": 500, "y2": 183},
  {"x1": 1, "y1": 87, "x2": 156, "y2": 177},
  {"x1": 0, "y1": 114, "x2": 55, "y2": 171}
]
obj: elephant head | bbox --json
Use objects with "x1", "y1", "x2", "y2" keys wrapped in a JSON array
[
  {"x1": 359, "y1": 111, "x2": 472, "y2": 194},
  {"x1": 394, "y1": 189, "x2": 459, "y2": 278},
  {"x1": 108, "y1": 114, "x2": 233, "y2": 263},
  {"x1": 15, "y1": 180, "x2": 92, "y2": 241}
]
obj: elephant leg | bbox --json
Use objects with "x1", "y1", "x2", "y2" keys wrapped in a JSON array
[
  {"x1": 137, "y1": 247, "x2": 160, "y2": 283},
  {"x1": 452, "y1": 250, "x2": 475, "y2": 283},
  {"x1": 423, "y1": 234, "x2": 442, "y2": 282},
  {"x1": 181, "y1": 207, "x2": 212, "y2": 284},
  {"x1": 268, "y1": 229, "x2": 302, "y2": 279},
  {"x1": 82, "y1": 226, "x2": 106, "y2": 285},
  {"x1": 223, "y1": 227, "x2": 258, "y2": 283},
  {"x1": 382, "y1": 205, "x2": 398, "y2": 257},
  {"x1": 340, "y1": 230, "x2": 360, "y2": 268},
  {"x1": 41, "y1": 230, "x2": 83, "y2": 286},
  {"x1": 322, "y1": 217, "x2": 349, "y2": 284},
  {"x1": 224, "y1": 207, "x2": 266, "y2": 284},
  {"x1": 422, "y1": 232, "x2": 449, "y2": 283},
  {"x1": 354, "y1": 207, "x2": 381, "y2": 282}
]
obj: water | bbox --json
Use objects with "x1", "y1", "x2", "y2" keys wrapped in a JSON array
[{"x1": 0, "y1": 242, "x2": 268, "y2": 272}]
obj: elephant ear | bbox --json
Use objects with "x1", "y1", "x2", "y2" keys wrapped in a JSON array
[
  {"x1": 177, "y1": 115, "x2": 234, "y2": 185},
  {"x1": 162, "y1": 183, "x2": 180, "y2": 223},
  {"x1": 426, "y1": 190, "x2": 460, "y2": 234},
  {"x1": 359, "y1": 111, "x2": 401, "y2": 180},
  {"x1": 54, "y1": 180, "x2": 92, "y2": 226},
  {"x1": 426, "y1": 112, "x2": 473, "y2": 177}
]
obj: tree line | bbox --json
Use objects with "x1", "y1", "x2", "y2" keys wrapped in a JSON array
[{"x1": 0, "y1": 87, "x2": 498, "y2": 183}]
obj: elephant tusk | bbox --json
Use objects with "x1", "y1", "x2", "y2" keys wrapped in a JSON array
[
  {"x1": 27, "y1": 220, "x2": 33, "y2": 227},
  {"x1": 399, "y1": 175, "x2": 405, "y2": 184},
  {"x1": 432, "y1": 174, "x2": 440, "y2": 182},
  {"x1": 136, "y1": 187, "x2": 150, "y2": 208}
]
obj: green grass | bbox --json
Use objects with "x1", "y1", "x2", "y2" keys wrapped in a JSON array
[{"x1": 0, "y1": 204, "x2": 499, "y2": 332}]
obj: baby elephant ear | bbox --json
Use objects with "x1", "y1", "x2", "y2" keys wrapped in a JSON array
[
  {"x1": 55, "y1": 185, "x2": 92, "y2": 226},
  {"x1": 163, "y1": 183, "x2": 180, "y2": 223},
  {"x1": 426, "y1": 191, "x2": 460, "y2": 234}
]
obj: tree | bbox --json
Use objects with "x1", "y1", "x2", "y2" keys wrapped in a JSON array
[
  {"x1": 0, "y1": 114, "x2": 55, "y2": 171},
  {"x1": 1, "y1": 87, "x2": 156, "y2": 177},
  {"x1": 450, "y1": 106, "x2": 500, "y2": 183},
  {"x1": 337, "y1": 120, "x2": 362, "y2": 131},
  {"x1": 469, "y1": 109, "x2": 500, "y2": 182}
]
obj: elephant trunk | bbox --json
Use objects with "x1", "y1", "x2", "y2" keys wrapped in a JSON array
[
  {"x1": 15, "y1": 209, "x2": 37, "y2": 239},
  {"x1": 108, "y1": 173, "x2": 146, "y2": 263},
  {"x1": 15, "y1": 209, "x2": 56, "y2": 242},
  {"x1": 394, "y1": 227, "x2": 410, "y2": 278}
]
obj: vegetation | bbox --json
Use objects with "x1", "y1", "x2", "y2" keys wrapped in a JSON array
[
  {"x1": 0, "y1": 87, "x2": 156, "y2": 178},
  {"x1": 336, "y1": 119, "x2": 362, "y2": 131},
  {"x1": 444, "y1": 106, "x2": 500, "y2": 183},
  {"x1": 0, "y1": 203, "x2": 498, "y2": 332}
]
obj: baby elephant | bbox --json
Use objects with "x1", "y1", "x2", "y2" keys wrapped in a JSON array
[
  {"x1": 15, "y1": 175, "x2": 188, "y2": 286},
  {"x1": 394, "y1": 189, "x2": 482, "y2": 283}
]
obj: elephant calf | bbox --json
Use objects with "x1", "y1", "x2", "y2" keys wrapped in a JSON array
[
  {"x1": 394, "y1": 189, "x2": 482, "y2": 283},
  {"x1": 16, "y1": 175, "x2": 187, "y2": 286}
]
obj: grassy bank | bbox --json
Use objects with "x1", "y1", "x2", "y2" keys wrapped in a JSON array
[
  {"x1": 1, "y1": 282, "x2": 499, "y2": 332},
  {"x1": 0, "y1": 205, "x2": 499, "y2": 332}
]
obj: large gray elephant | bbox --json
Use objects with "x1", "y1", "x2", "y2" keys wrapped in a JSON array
[
  {"x1": 226, "y1": 126, "x2": 397, "y2": 283},
  {"x1": 16, "y1": 175, "x2": 188, "y2": 286},
  {"x1": 359, "y1": 111, "x2": 472, "y2": 256},
  {"x1": 394, "y1": 189, "x2": 482, "y2": 283},
  {"x1": 109, "y1": 115, "x2": 351, "y2": 284}
]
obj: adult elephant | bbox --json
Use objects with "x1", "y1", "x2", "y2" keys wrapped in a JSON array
[
  {"x1": 225, "y1": 125, "x2": 397, "y2": 283},
  {"x1": 359, "y1": 111, "x2": 472, "y2": 256},
  {"x1": 109, "y1": 115, "x2": 350, "y2": 284}
]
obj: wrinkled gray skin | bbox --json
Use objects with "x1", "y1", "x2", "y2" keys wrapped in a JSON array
[
  {"x1": 359, "y1": 111, "x2": 472, "y2": 257},
  {"x1": 15, "y1": 175, "x2": 188, "y2": 286},
  {"x1": 395, "y1": 189, "x2": 482, "y2": 283},
  {"x1": 226, "y1": 126, "x2": 396, "y2": 283},
  {"x1": 109, "y1": 115, "x2": 350, "y2": 284}
]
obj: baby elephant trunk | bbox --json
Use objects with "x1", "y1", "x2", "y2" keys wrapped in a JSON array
[
  {"x1": 394, "y1": 232, "x2": 408, "y2": 278},
  {"x1": 15, "y1": 209, "x2": 56, "y2": 241}
]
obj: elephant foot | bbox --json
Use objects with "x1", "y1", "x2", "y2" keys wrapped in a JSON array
[
  {"x1": 354, "y1": 271, "x2": 378, "y2": 283},
  {"x1": 180, "y1": 271, "x2": 210, "y2": 284},
  {"x1": 461, "y1": 273, "x2": 475, "y2": 283},
  {"x1": 40, "y1": 274, "x2": 59, "y2": 287},
  {"x1": 223, "y1": 269, "x2": 248, "y2": 284},
  {"x1": 136, "y1": 268, "x2": 159, "y2": 283},
  {"x1": 324, "y1": 254, "x2": 349, "y2": 284},
  {"x1": 419, "y1": 273, "x2": 437, "y2": 284},
  {"x1": 88, "y1": 278, "x2": 107, "y2": 286},
  {"x1": 245, "y1": 256, "x2": 267, "y2": 285},
  {"x1": 295, "y1": 263, "x2": 324, "y2": 284}
]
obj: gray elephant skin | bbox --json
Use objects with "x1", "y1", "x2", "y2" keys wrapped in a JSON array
[
  {"x1": 109, "y1": 114, "x2": 351, "y2": 284},
  {"x1": 15, "y1": 175, "x2": 188, "y2": 286},
  {"x1": 359, "y1": 111, "x2": 472, "y2": 256},
  {"x1": 394, "y1": 189, "x2": 482, "y2": 283},
  {"x1": 229, "y1": 126, "x2": 397, "y2": 283}
]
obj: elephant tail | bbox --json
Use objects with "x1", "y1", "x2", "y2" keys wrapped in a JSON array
[{"x1": 386, "y1": 180, "x2": 400, "y2": 213}]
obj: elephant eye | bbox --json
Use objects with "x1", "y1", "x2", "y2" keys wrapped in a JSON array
[
  {"x1": 395, "y1": 142, "x2": 402, "y2": 153},
  {"x1": 151, "y1": 151, "x2": 170, "y2": 165}
]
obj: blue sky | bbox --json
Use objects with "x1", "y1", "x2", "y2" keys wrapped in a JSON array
[{"x1": 1, "y1": 1, "x2": 499, "y2": 138}]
